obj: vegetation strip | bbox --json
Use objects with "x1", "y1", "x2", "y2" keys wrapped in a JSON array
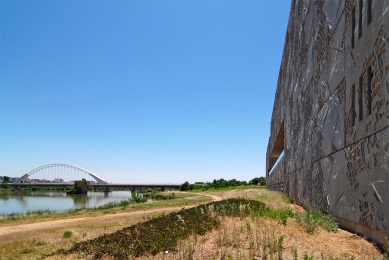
[
  {"x1": 63, "y1": 198, "x2": 338, "y2": 259},
  {"x1": 0, "y1": 195, "x2": 147, "y2": 221}
]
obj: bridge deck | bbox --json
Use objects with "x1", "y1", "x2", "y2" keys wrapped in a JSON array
[{"x1": 8, "y1": 183, "x2": 181, "y2": 188}]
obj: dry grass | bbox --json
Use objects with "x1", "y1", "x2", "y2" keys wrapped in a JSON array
[
  {"x1": 135, "y1": 217, "x2": 383, "y2": 260},
  {"x1": 204, "y1": 187, "x2": 290, "y2": 208}
]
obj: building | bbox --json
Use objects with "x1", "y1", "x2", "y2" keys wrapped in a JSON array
[
  {"x1": 266, "y1": 0, "x2": 388, "y2": 246},
  {"x1": 53, "y1": 178, "x2": 65, "y2": 183}
]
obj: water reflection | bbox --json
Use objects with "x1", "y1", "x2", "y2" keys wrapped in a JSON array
[
  {"x1": 0, "y1": 191, "x2": 132, "y2": 214},
  {"x1": 66, "y1": 193, "x2": 88, "y2": 206},
  {"x1": 0, "y1": 192, "x2": 10, "y2": 200}
]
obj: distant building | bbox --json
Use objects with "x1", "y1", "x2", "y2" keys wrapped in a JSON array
[
  {"x1": 9, "y1": 177, "x2": 18, "y2": 182},
  {"x1": 53, "y1": 178, "x2": 64, "y2": 183}
]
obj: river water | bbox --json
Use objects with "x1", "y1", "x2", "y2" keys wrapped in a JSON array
[{"x1": 0, "y1": 190, "x2": 133, "y2": 215}]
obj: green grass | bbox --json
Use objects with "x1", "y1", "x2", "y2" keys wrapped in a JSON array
[
  {"x1": 143, "y1": 192, "x2": 177, "y2": 200},
  {"x1": 295, "y1": 209, "x2": 338, "y2": 233},
  {"x1": 190, "y1": 185, "x2": 265, "y2": 192},
  {"x1": 251, "y1": 205, "x2": 294, "y2": 225}
]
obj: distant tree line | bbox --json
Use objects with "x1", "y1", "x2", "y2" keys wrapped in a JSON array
[
  {"x1": 248, "y1": 177, "x2": 266, "y2": 186},
  {"x1": 179, "y1": 177, "x2": 266, "y2": 191},
  {"x1": 1, "y1": 177, "x2": 12, "y2": 190}
]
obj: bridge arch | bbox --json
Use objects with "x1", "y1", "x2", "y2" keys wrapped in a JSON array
[{"x1": 15, "y1": 163, "x2": 109, "y2": 185}]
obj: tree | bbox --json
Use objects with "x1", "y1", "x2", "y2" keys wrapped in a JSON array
[
  {"x1": 180, "y1": 181, "x2": 189, "y2": 191},
  {"x1": 67, "y1": 178, "x2": 89, "y2": 194},
  {"x1": 259, "y1": 177, "x2": 266, "y2": 186},
  {"x1": 249, "y1": 177, "x2": 266, "y2": 186}
]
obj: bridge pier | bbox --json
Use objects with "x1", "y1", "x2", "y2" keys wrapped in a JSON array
[
  {"x1": 103, "y1": 186, "x2": 109, "y2": 192},
  {"x1": 14, "y1": 185, "x2": 19, "y2": 192}
]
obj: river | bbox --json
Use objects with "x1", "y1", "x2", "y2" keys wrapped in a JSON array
[{"x1": 0, "y1": 190, "x2": 133, "y2": 215}]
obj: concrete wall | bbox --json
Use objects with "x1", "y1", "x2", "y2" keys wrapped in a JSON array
[{"x1": 266, "y1": 0, "x2": 389, "y2": 246}]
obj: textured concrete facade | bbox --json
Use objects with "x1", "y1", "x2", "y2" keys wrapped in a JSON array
[{"x1": 266, "y1": 0, "x2": 389, "y2": 245}]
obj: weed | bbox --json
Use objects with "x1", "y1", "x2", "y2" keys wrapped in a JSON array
[
  {"x1": 20, "y1": 247, "x2": 33, "y2": 254},
  {"x1": 63, "y1": 231, "x2": 73, "y2": 238},
  {"x1": 246, "y1": 221, "x2": 251, "y2": 232},
  {"x1": 296, "y1": 210, "x2": 338, "y2": 233},
  {"x1": 277, "y1": 235, "x2": 284, "y2": 259},
  {"x1": 257, "y1": 193, "x2": 269, "y2": 202},
  {"x1": 35, "y1": 241, "x2": 46, "y2": 246},
  {"x1": 383, "y1": 238, "x2": 389, "y2": 260},
  {"x1": 283, "y1": 194, "x2": 293, "y2": 204},
  {"x1": 102, "y1": 224, "x2": 107, "y2": 231},
  {"x1": 292, "y1": 247, "x2": 298, "y2": 260},
  {"x1": 304, "y1": 252, "x2": 314, "y2": 260}
]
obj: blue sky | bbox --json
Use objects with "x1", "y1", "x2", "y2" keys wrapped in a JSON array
[{"x1": 1, "y1": 0, "x2": 291, "y2": 184}]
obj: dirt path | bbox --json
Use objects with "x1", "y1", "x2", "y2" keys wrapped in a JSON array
[
  {"x1": 189, "y1": 192, "x2": 222, "y2": 202},
  {"x1": 0, "y1": 193, "x2": 222, "y2": 237}
]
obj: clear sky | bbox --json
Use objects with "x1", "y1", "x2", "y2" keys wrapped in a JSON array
[{"x1": 1, "y1": 0, "x2": 291, "y2": 184}]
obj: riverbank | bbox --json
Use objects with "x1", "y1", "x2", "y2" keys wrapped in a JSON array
[{"x1": 0, "y1": 188, "x2": 385, "y2": 259}]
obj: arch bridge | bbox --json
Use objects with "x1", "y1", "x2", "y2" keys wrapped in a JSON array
[
  {"x1": 10, "y1": 163, "x2": 181, "y2": 191},
  {"x1": 14, "y1": 163, "x2": 109, "y2": 185}
]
